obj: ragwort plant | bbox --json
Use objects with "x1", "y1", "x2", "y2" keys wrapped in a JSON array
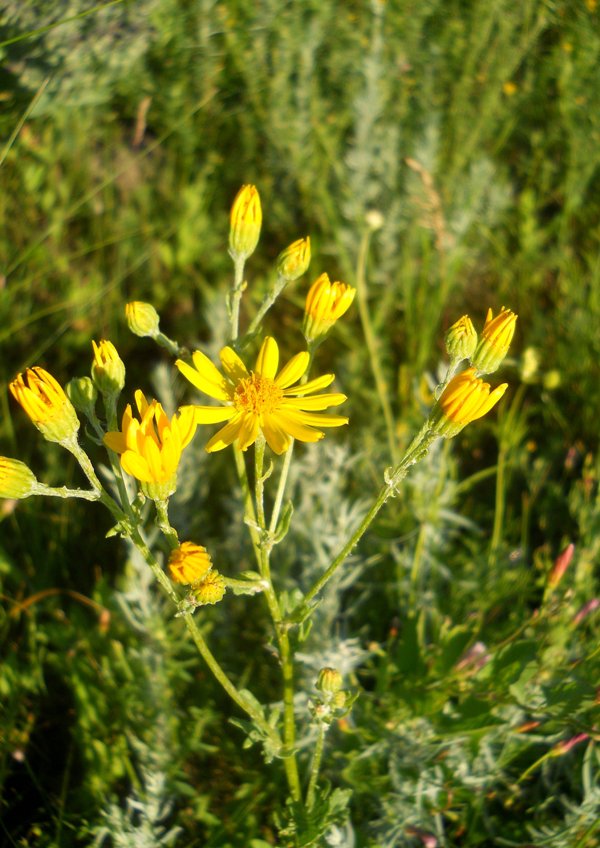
[{"x1": 1, "y1": 185, "x2": 517, "y2": 844}]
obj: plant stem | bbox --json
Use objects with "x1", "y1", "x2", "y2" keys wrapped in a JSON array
[
  {"x1": 306, "y1": 722, "x2": 326, "y2": 809},
  {"x1": 303, "y1": 428, "x2": 438, "y2": 606},
  {"x1": 155, "y1": 499, "x2": 179, "y2": 550},
  {"x1": 36, "y1": 484, "x2": 101, "y2": 501},
  {"x1": 269, "y1": 441, "x2": 294, "y2": 534},
  {"x1": 229, "y1": 255, "x2": 247, "y2": 342},
  {"x1": 246, "y1": 274, "x2": 286, "y2": 338},
  {"x1": 355, "y1": 228, "x2": 398, "y2": 464}
]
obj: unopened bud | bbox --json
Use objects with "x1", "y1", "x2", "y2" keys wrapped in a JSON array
[
  {"x1": 125, "y1": 301, "x2": 160, "y2": 338},
  {"x1": 316, "y1": 667, "x2": 343, "y2": 695},
  {"x1": 445, "y1": 315, "x2": 477, "y2": 363},
  {"x1": 91, "y1": 340, "x2": 125, "y2": 397},
  {"x1": 66, "y1": 377, "x2": 98, "y2": 415},
  {"x1": 276, "y1": 237, "x2": 311, "y2": 282},
  {"x1": 229, "y1": 184, "x2": 262, "y2": 260},
  {"x1": 0, "y1": 457, "x2": 38, "y2": 499},
  {"x1": 192, "y1": 570, "x2": 226, "y2": 605}
]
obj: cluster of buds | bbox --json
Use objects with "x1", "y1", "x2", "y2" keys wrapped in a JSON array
[
  {"x1": 169, "y1": 541, "x2": 226, "y2": 606},
  {"x1": 445, "y1": 307, "x2": 517, "y2": 376},
  {"x1": 310, "y1": 667, "x2": 352, "y2": 724}
]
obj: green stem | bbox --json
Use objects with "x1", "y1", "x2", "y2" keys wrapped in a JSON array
[
  {"x1": 155, "y1": 331, "x2": 184, "y2": 357},
  {"x1": 355, "y1": 228, "x2": 398, "y2": 464},
  {"x1": 35, "y1": 484, "x2": 101, "y2": 501},
  {"x1": 66, "y1": 439, "x2": 125, "y2": 524},
  {"x1": 269, "y1": 441, "x2": 294, "y2": 535},
  {"x1": 103, "y1": 395, "x2": 136, "y2": 517},
  {"x1": 246, "y1": 274, "x2": 286, "y2": 338},
  {"x1": 306, "y1": 723, "x2": 326, "y2": 809},
  {"x1": 155, "y1": 499, "x2": 179, "y2": 550},
  {"x1": 489, "y1": 444, "x2": 506, "y2": 566},
  {"x1": 229, "y1": 255, "x2": 247, "y2": 342},
  {"x1": 303, "y1": 429, "x2": 438, "y2": 606}
]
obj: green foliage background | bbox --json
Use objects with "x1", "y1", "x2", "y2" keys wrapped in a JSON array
[{"x1": 0, "y1": 1, "x2": 599, "y2": 845}]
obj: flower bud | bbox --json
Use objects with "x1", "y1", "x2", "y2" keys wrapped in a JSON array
[
  {"x1": 0, "y1": 457, "x2": 38, "y2": 499},
  {"x1": 192, "y1": 570, "x2": 226, "y2": 605},
  {"x1": 66, "y1": 377, "x2": 98, "y2": 415},
  {"x1": 445, "y1": 315, "x2": 477, "y2": 363},
  {"x1": 169, "y1": 542, "x2": 213, "y2": 585},
  {"x1": 91, "y1": 340, "x2": 126, "y2": 397},
  {"x1": 548, "y1": 542, "x2": 575, "y2": 589},
  {"x1": 125, "y1": 301, "x2": 160, "y2": 338},
  {"x1": 229, "y1": 184, "x2": 262, "y2": 260},
  {"x1": 276, "y1": 237, "x2": 311, "y2": 282},
  {"x1": 303, "y1": 273, "x2": 356, "y2": 344},
  {"x1": 10, "y1": 367, "x2": 80, "y2": 445},
  {"x1": 316, "y1": 667, "x2": 343, "y2": 695},
  {"x1": 471, "y1": 307, "x2": 517, "y2": 374}
]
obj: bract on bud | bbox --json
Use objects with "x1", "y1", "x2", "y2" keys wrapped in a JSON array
[
  {"x1": 91, "y1": 340, "x2": 125, "y2": 397},
  {"x1": 125, "y1": 301, "x2": 160, "y2": 338},
  {"x1": 276, "y1": 237, "x2": 311, "y2": 282},
  {"x1": 0, "y1": 457, "x2": 38, "y2": 499},
  {"x1": 229, "y1": 184, "x2": 262, "y2": 260},
  {"x1": 445, "y1": 315, "x2": 477, "y2": 363}
]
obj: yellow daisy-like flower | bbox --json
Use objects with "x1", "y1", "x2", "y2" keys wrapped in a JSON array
[
  {"x1": 431, "y1": 367, "x2": 508, "y2": 438},
  {"x1": 10, "y1": 367, "x2": 80, "y2": 445},
  {"x1": 176, "y1": 336, "x2": 348, "y2": 455},
  {"x1": 104, "y1": 390, "x2": 197, "y2": 500},
  {"x1": 169, "y1": 541, "x2": 213, "y2": 585}
]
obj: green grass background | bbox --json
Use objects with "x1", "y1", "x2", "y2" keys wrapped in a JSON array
[{"x1": 0, "y1": 1, "x2": 599, "y2": 845}]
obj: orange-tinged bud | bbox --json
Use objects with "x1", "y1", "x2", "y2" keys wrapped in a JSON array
[
  {"x1": 446, "y1": 315, "x2": 477, "y2": 363},
  {"x1": 276, "y1": 237, "x2": 311, "y2": 282},
  {"x1": 303, "y1": 273, "x2": 356, "y2": 343},
  {"x1": 471, "y1": 307, "x2": 517, "y2": 374},
  {"x1": 169, "y1": 542, "x2": 213, "y2": 585},
  {"x1": 91, "y1": 340, "x2": 125, "y2": 396},
  {"x1": 430, "y1": 367, "x2": 508, "y2": 438},
  {"x1": 10, "y1": 367, "x2": 80, "y2": 445}
]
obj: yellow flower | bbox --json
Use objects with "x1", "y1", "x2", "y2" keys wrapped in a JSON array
[
  {"x1": 471, "y1": 307, "x2": 517, "y2": 374},
  {"x1": 176, "y1": 336, "x2": 348, "y2": 455},
  {"x1": 277, "y1": 237, "x2": 311, "y2": 282},
  {"x1": 91, "y1": 340, "x2": 125, "y2": 396},
  {"x1": 0, "y1": 457, "x2": 38, "y2": 499},
  {"x1": 303, "y1": 273, "x2": 356, "y2": 343},
  {"x1": 229, "y1": 184, "x2": 262, "y2": 260},
  {"x1": 125, "y1": 301, "x2": 160, "y2": 338},
  {"x1": 169, "y1": 542, "x2": 213, "y2": 585},
  {"x1": 104, "y1": 390, "x2": 197, "y2": 500},
  {"x1": 192, "y1": 570, "x2": 227, "y2": 605},
  {"x1": 445, "y1": 315, "x2": 477, "y2": 363},
  {"x1": 10, "y1": 367, "x2": 80, "y2": 445},
  {"x1": 431, "y1": 367, "x2": 508, "y2": 437}
]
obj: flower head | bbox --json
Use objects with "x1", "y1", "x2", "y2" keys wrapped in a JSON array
[
  {"x1": 445, "y1": 314, "x2": 477, "y2": 363},
  {"x1": 471, "y1": 307, "x2": 517, "y2": 374},
  {"x1": 169, "y1": 542, "x2": 213, "y2": 585},
  {"x1": 104, "y1": 390, "x2": 197, "y2": 500},
  {"x1": 125, "y1": 301, "x2": 160, "y2": 338},
  {"x1": 430, "y1": 367, "x2": 508, "y2": 438},
  {"x1": 303, "y1": 273, "x2": 356, "y2": 344},
  {"x1": 91, "y1": 340, "x2": 125, "y2": 396},
  {"x1": 277, "y1": 237, "x2": 311, "y2": 282},
  {"x1": 66, "y1": 376, "x2": 98, "y2": 415},
  {"x1": 0, "y1": 457, "x2": 38, "y2": 499},
  {"x1": 192, "y1": 570, "x2": 227, "y2": 605},
  {"x1": 229, "y1": 184, "x2": 262, "y2": 260},
  {"x1": 176, "y1": 336, "x2": 348, "y2": 455},
  {"x1": 10, "y1": 367, "x2": 80, "y2": 445}
]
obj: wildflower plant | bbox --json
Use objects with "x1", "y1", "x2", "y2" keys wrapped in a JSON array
[{"x1": 3, "y1": 184, "x2": 517, "y2": 843}]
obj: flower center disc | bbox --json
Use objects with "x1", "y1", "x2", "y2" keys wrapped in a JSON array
[{"x1": 233, "y1": 373, "x2": 283, "y2": 415}]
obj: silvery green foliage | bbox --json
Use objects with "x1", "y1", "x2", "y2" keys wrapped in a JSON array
[
  {"x1": 92, "y1": 735, "x2": 182, "y2": 848},
  {"x1": 2, "y1": 0, "x2": 158, "y2": 110}
]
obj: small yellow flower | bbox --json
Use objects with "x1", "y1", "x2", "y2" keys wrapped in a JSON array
[
  {"x1": 176, "y1": 336, "x2": 348, "y2": 455},
  {"x1": 445, "y1": 315, "x2": 477, "y2": 363},
  {"x1": 104, "y1": 390, "x2": 197, "y2": 500},
  {"x1": 229, "y1": 184, "x2": 262, "y2": 260},
  {"x1": 125, "y1": 302, "x2": 160, "y2": 338},
  {"x1": 431, "y1": 367, "x2": 508, "y2": 437},
  {"x1": 276, "y1": 237, "x2": 311, "y2": 282},
  {"x1": 169, "y1": 541, "x2": 213, "y2": 585},
  {"x1": 0, "y1": 457, "x2": 38, "y2": 499},
  {"x1": 192, "y1": 570, "x2": 227, "y2": 605},
  {"x1": 471, "y1": 307, "x2": 517, "y2": 374},
  {"x1": 10, "y1": 367, "x2": 80, "y2": 445},
  {"x1": 91, "y1": 340, "x2": 125, "y2": 396},
  {"x1": 303, "y1": 273, "x2": 356, "y2": 344}
]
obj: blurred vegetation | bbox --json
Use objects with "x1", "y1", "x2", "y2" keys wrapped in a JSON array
[{"x1": 1, "y1": 0, "x2": 599, "y2": 845}]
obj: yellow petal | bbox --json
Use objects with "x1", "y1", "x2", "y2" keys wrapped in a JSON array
[
  {"x1": 104, "y1": 432, "x2": 127, "y2": 454},
  {"x1": 269, "y1": 411, "x2": 324, "y2": 443},
  {"x1": 262, "y1": 415, "x2": 291, "y2": 455},
  {"x1": 121, "y1": 450, "x2": 153, "y2": 482},
  {"x1": 255, "y1": 337, "x2": 279, "y2": 379},
  {"x1": 282, "y1": 372, "x2": 334, "y2": 396},
  {"x1": 275, "y1": 351, "x2": 310, "y2": 388},
  {"x1": 282, "y1": 393, "x2": 347, "y2": 411},
  {"x1": 220, "y1": 346, "x2": 249, "y2": 383},
  {"x1": 281, "y1": 409, "x2": 348, "y2": 428},
  {"x1": 193, "y1": 405, "x2": 237, "y2": 424},
  {"x1": 205, "y1": 414, "x2": 244, "y2": 453},
  {"x1": 176, "y1": 405, "x2": 198, "y2": 447},
  {"x1": 176, "y1": 353, "x2": 231, "y2": 401},
  {"x1": 237, "y1": 413, "x2": 261, "y2": 451},
  {"x1": 143, "y1": 436, "x2": 164, "y2": 482}
]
